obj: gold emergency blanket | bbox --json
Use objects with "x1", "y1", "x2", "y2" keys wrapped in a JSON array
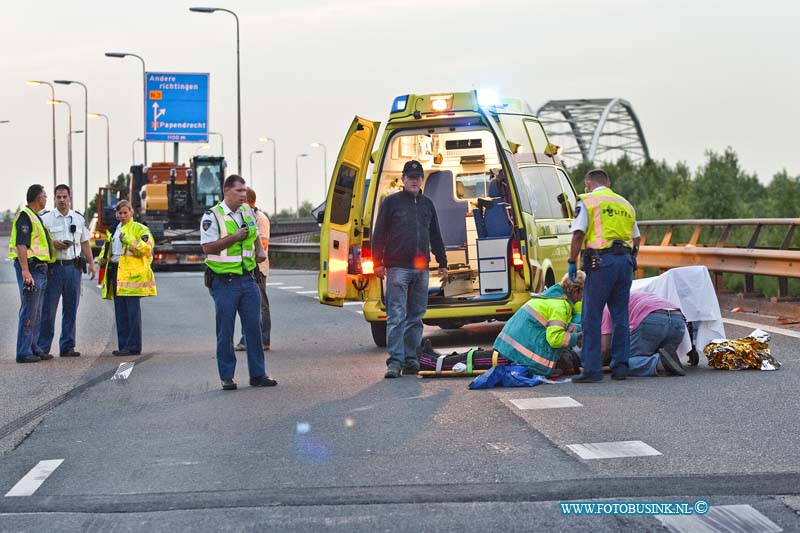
[{"x1": 703, "y1": 333, "x2": 781, "y2": 370}]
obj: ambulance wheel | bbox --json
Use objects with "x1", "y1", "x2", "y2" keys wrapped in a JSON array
[{"x1": 370, "y1": 322, "x2": 387, "y2": 347}]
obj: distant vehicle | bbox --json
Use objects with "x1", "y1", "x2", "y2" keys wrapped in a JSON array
[
  {"x1": 318, "y1": 91, "x2": 578, "y2": 346},
  {"x1": 129, "y1": 155, "x2": 226, "y2": 269},
  {"x1": 89, "y1": 186, "x2": 124, "y2": 257}
]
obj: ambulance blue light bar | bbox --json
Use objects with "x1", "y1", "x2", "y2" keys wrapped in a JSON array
[{"x1": 392, "y1": 95, "x2": 408, "y2": 113}]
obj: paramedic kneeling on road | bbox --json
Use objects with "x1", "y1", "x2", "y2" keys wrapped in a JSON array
[
  {"x1": 372, "y1": 160, "x2": 448, "y2": 379},
  {"x1": 493, "y1": 272, "x2": 585, "y2": 377},
  {"x1": 568, "y1": 168, "x2": 640, "y2": 383},
  {"x1": 200, "y1": 175, "x2": 276, "y2": 391}
]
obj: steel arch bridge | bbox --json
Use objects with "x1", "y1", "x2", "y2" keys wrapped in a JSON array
[{"x1": 535, "y1": 98, "x2": 651, "y2": 166}]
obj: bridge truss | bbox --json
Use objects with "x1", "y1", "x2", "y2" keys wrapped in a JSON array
[{"x1": 535, "y1": 98, "x2": 651, "y2": 166}]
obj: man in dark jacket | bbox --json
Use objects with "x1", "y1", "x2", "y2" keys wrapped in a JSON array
[{"x1": 372, "y1": 160, "x2": 448, "y2": 378}]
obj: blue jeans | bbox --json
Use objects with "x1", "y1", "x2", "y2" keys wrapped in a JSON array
[
  {"x1": 114, "y1": 295, "x2": 142, "y2": 352},
  {"x1": 210, "y1": 273, "x2": 266, "y2": 381},
  {"x1": 581, "y1": 252, "x2": 633, "y2": 378},
  {"x1": 628, "y1": 312, "x2": 686, "y2": 376},
  {"x1": 237, "y1": 275, "x2": 271, "y2": 347},
  {"x1": 38, "y1": 263, "x2": 82, "y2": 354},
  {"x1": 15, "y1": 261, "x2": 49, "y2": 359},
  {"x1": 384, "y1": 267, "x2": 429, "y2": 369}
]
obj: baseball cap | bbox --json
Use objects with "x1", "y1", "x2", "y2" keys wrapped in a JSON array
[{"x1": 402, "y1": 160, "x2": 424, "y2": 178}]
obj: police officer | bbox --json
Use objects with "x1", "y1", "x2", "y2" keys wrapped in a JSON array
[
  {"x1": 9, "y1": 184, "x2": 55, "y2": 363},
  {"x1": 38, "y1": 184, "x2": 96, "y2": 357},
  {"x1": 200, "y1": 175, "x2": 276, "y2": 391},
  {"x1": 568, "y1": 169, "x2": 640, "y2": 382}
]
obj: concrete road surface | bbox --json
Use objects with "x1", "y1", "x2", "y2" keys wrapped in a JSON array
[{"x1": 1, "y1": 254, "x2": 799, "y2": 531}]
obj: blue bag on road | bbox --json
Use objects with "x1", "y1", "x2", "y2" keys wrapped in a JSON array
[{"x1": 468, "y1": 365, "x2": 545, "y2": 389}]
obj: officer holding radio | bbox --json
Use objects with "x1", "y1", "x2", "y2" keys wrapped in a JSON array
[
  {"x1": 38, "y1": 184, "x2": 96, "y2": 357},
  {"x1": 568, "y1": 169, "x2": 640, "y2": 383},
  {"x1": 9, "y1": 184, "x2": 55, "y2": 363},
  {"x1": 200, "y1": 175, "x2": 275, "y2": 391}
]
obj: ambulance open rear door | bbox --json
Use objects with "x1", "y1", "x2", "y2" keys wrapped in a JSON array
[{"x1": 318, "y1": 116, "x2": 380, "y2": 307}]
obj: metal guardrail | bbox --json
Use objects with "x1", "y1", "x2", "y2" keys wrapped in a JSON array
[
  {"x1": 638, "y1": 219, "x2": 800, "y2": 298},
  {"x1": 270, "y1": 218, "x2": 319, "y2": 237},
  {"x1": 270, "y1": 242, "x2": 320, "y2": 255}
]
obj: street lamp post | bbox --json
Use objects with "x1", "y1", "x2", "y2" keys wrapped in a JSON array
[
  {"x1": 26, "y1": 81, "x2": 57, "y2": 189},
  {"x1": 88, "y1": 113, "x2": 110, "y2": 185},
  {"x1": 259, "y1": 137, "x2": 277, "y2": 217},
  {"x1": 310, "y1": 141, "x2": 328, "y2": 195},
  {"x1": 105, "y1": 52, "x2": 147, "y2": 165},
  {"x1": 132, "y1": 138, "x2": 144, "y2": 166},
  {"x1": 249, "y1": 150, "x2": 263, "y2": 187},
  {"x1": 194, "y1": 144, "x2": 210, "y2": 156},
  {"x1": 295, "y1": 153, "x2": 308, "y2": 219},
  {"x1": 190, "y1": 7, "x2": 242, "y2": 175},
  {"x1": 55, "y1": 80, "x2": 89, "y2": 211},
  {"x1": 49, "y1": 99, "x2": 73, "y2": 191},
  {"x1": 209, "y1": 131, "x2": 224, "y2": 156}
]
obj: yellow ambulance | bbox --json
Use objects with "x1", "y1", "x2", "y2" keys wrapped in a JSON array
[{"x1": 318, "y1": 91, "x2": 578, "y2": 346}]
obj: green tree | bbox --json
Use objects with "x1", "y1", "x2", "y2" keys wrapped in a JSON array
[{"x1": 690, "y1": 148, "x2": 763, "y2": 219}]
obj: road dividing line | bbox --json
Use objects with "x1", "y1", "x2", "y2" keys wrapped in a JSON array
[
  {"x1": 723, "y1": 317, "x2": 800, "y2": 339},
  {"x1": 566, "y1": 440, "x2": 661, "y2": 460},
  {"x1": 111, "y1": 362, "x2": 135, "y2": 381},
  {"x1": 511, "y1": 397, "x2": 583, "y2": 410},
  {"x1": 278, "y1": 286, "x2": 304, "y2": 290},
  {"x1": 264, "y1": 282, "x2": 284, "y2": 287},
  {"x1": 343, "y1": 301, "x2": 363, "y2": 306},
  {"x1": 657, "y1": 504, "x2": 782, "y2": 533},
  {"x1": 296, "y1": 290, "x2": 318, "y2": 295},
  {"x1": 5, "y1": 459, "x2": 64, "y2": 497}
]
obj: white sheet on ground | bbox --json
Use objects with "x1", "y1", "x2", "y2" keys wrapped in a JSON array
[{"x1": 631, "y1": 265, "x2": 726, "y2": 357}]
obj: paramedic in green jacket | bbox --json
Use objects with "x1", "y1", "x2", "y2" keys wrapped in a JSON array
[{"x1": 492, "y1": 271, "x2": 585, "y2": 377}]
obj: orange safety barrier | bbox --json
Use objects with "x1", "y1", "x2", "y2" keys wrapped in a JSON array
[{"x1": 638, "y1": 219, "x2": 800, "y2": 299}]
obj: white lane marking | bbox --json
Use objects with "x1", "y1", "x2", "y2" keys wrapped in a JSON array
[
  {"x1": 5, "y1": 459, "x2": 64, "y2": 497},
  {"x1": 278, "y1": 286, "x2": 304, "y2": 290},
  {"x1": 343, "y1": 301, "x2": 363, "y2": 306},
  {"x1": 566, "y1": 440, "x2": 661, "y2": 460},
  {"x1": 510, "y1": 397, "x2": 583, "y2": 410},
  {"x1": 723, "y1": 317, "x2": 800, "y2": 339},
  {"x1": 264, "y1": 282, "x2": 284, "y2": 286},
  {"x1": 111, "y1": 362, "x2": 135, "y2": 381},
  {"x1": 296, "y1": 290, "x2": 318, "y2": 294},
  {"x1": 657, "y1": 504, "x2": 782, "y2": 533},
  {"x1": 356, "y1": 311, "x2": 364, "y2": 315}
]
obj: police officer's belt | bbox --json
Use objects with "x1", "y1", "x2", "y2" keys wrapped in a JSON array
[
  {"x1": 597, "y1": 240, "x2": 632, "y2": 255},
  {"x1": 53, "y1": 258, "x2": 82, "y2": 266}
]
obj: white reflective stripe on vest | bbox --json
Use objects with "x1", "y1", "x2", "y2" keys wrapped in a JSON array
[
  {"x1": 242, "y1": 250, "x2": 254, "y2": 257},
  {"x1": 206, "y1": 254, "x2": 242, "y2": 263}
]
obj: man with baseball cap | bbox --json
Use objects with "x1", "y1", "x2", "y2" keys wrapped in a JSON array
[{"x1": 372, "y1": 160, "x2": 448, "y2": 378}]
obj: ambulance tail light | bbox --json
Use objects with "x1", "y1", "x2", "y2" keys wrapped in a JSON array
[
  {"x1": 360, "y1": 247, "x2": 375, "y2": 276},
  {"x1": 511, "y1": 241, "x2": 524, "y2": 270}
]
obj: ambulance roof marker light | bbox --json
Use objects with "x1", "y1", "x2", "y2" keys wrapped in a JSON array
[
  {"x1": 477, "y1": 89, "x2": 499, "y2": 107},
  {"x1": 392, "y1": 95, "x2": 408, "y2": 113}
]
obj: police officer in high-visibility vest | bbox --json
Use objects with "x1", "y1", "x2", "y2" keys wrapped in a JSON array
[
  {"x1": 9, "y1": 184, "x2": 56, "y2": 363},
  {"x1": 568, "y1": 169, "x2": 640, "y2": 383},
  {"x1": 200, "y1": 175, "x2": 276, "y2": 391}
]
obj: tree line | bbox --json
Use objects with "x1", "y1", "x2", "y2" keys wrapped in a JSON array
[{"x1": 569, "y1": 148, "x2": 800, "y2": 297}]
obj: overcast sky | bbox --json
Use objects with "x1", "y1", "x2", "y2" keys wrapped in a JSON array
[{"x1": 2, "y1": 0, "x2": 798, "y2": 215}]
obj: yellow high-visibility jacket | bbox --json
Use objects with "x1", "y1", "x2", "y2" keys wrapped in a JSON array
[{"x1": 99, "y1": 221, "x2": 157, "y2": 299}]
